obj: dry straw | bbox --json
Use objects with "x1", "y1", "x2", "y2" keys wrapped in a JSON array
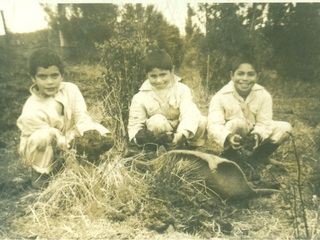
[
  {"x1": 12, "y1": 150, "x2": 151, "y2": 238},
  {"x1": 12, "y1": 149, "x2": 207, "y2": 239}
]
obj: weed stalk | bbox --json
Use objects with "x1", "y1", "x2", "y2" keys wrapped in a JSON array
[{"x1": 290, "y1": 132, "x2": 309, "y2": 238}]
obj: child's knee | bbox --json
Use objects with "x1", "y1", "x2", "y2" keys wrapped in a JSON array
[
  {"x1": 270, "y1": 121, "x2": 292, "y2": 144},
  {"x1": 187, "y1": 116, "x2": 207, "y2": 147},
  {"x1": 282, "y1": 122, "x2": 292, "y2": 134},
  {"x1": 225, "y1": 119, "x2": 250, "y2": 137},
  {"x1": 195, "y1": 116, "x2": 208, "y2": 138},
  {"x1": 146, "y1": 114, "x2": 173, "y2": 136},
  {"x1": 28, "y1": 129, "x2": 57, "y2": 151}
]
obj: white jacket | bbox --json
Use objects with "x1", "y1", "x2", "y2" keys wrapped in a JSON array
[
  {"x1": 128, "y1": 78, "x2": 203, "y2": 141},
  {"x1": 207, "y1": 81, "x2": 274, "y2": 147},
  {"x1": 17, "y1": 82, "x2": 109, "y2": 152}
]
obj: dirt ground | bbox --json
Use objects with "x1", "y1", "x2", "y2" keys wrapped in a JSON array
[{"x1": 1, "y1": 64, "x2": 320, "y2": 239}]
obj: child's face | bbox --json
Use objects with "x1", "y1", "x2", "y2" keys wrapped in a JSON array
[
  {"x1": 231, "y1": 63, "x2": 258, "y2": 98},
  {"x1": 147, "y1": 68, "x2": 173, "y2": 90},
  {"x1": 32, "y1": 65, "x2": 63, "y2": 97}
]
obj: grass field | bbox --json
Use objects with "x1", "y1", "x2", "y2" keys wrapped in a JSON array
[{"x1": 0, "y1": 61, "x2": 320, "y2": 239}]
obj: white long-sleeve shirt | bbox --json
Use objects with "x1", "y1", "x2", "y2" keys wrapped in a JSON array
[
  {"x1": 17, "y1": 82, "x2": 109, "y2": 152},
  {"x1": 207, "y1": 81, "x2": 274, "y2": 147},
  {"x1": 128, "y1": 78, "x2": 203, "y2": 141}
]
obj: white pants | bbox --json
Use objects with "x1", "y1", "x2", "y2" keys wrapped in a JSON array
[
  {"x1": 146, "y1": 114, "x2": 207, "y2": 146},
  {"x1": 225, "y1": 119, "x2": 292, "y2": 145},
  {"x1": 20, "y1": 129, "x2": 57, "y2": 174}
]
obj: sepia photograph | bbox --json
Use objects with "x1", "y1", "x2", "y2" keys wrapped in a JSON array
[{"x1": 0, "y1": 0, "x2": 320, "y2": 238}]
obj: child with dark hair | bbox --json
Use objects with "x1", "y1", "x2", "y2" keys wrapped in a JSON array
[
  {"x1": 128, "y1": 49, "x2": 207, "y2": 149},
  {"x1": 207, "y1": 55, "x2": 292, "y2": 164},
  {"x1": 17, "y1": 48, "x2": 114, "y2": 189}
]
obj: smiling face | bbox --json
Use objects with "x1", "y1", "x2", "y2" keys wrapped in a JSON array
[
  {"x1": 32, "y1": 65, "x2": 63, "y2": 97},
  {"x1": 147, "y1": 68, "x2": 173, "y2": 90},
  {"x1": 231, "y1": 63, "x2": 258, "y2": 98}
]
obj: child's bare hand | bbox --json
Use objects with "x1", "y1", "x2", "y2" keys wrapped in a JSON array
[
  {"x1": 229, "y1": 134, "x2": 242, "y2": 149},
  {"x1": 252, "y1": 133, "x2": 261, "y2": 149}
]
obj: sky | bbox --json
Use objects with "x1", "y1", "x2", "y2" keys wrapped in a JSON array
[
  {"x1": 1, "y1": 0, "x2": 316, "y2": 36},
  {"x1": 0, "y1": 0, "x2": 48, "y2": 35},
  {"x1": 0, "y1": 0, "x2": 189, "y2": 36}
]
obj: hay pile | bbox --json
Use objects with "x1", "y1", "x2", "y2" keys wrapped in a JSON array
[
  {"x1": 12, "y1": 152, "x2": 147, "y2": 238},
  {"x1": 11, "y1": 151, "x2": 208, "y2": 239}
]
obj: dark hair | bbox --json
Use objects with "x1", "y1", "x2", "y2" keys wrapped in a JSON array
[
  {"x1": 143, "y1": 49, "x2": 173, "y2": 73},
  {"x1": 231, "y1": 55, "x2": 259, "y2": 74},
  {"x1": 29, "y1": 48, "x2": 64, "y2": 77}
]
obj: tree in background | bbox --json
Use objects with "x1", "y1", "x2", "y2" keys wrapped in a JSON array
[
  {"x1": 190, "y1": 2, "x2": 320, "y2": 93},
  {"x1": 42, "y1": 3, "x2": 183, "y2": 66},
  {"x1": 192, "y1": 3, "x2": 273, "y2": 93},
  {"x1": 262, "y1": 3, "x2": 320, "y2": 81},
  {"x1": 182, "y1": 4, "x2": 205, "y2": 69},
  {"x1": 42, "y1": 3, "x2": 118, "y2": 62},
  {"x1": 142, "y1": 5, "x2": 183, "y2": 69}
]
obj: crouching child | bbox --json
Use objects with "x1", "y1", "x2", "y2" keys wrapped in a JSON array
[
  {"x1": 207, "y1": 55, "x2": 292, "y2": 165},
  {"x1": 17, "y1": 48, "x2": 114, "y2": 189},
  {"x1": 128, "y1": 49, "x2": 207, "y2": 150}
]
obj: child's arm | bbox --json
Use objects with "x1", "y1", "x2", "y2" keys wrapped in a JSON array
[
  {"x1": 71, "y1": 84, "x2": 109, "y2": 136},
  {"x1": 250, "y1": 90, "x2": 274, "y2": 142},
  {"x1": 176, "y1": 84, "x2": 201, "y2": 139},
  {"x1": 207, "y1": 93, "x2": 233, "y2": 148},
  {"x1": 17, "y1": 114, "x2": 58, "y2": 136},
  {"x1": 128, "y1": 94, "x2": 148, "y2": 142}
]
